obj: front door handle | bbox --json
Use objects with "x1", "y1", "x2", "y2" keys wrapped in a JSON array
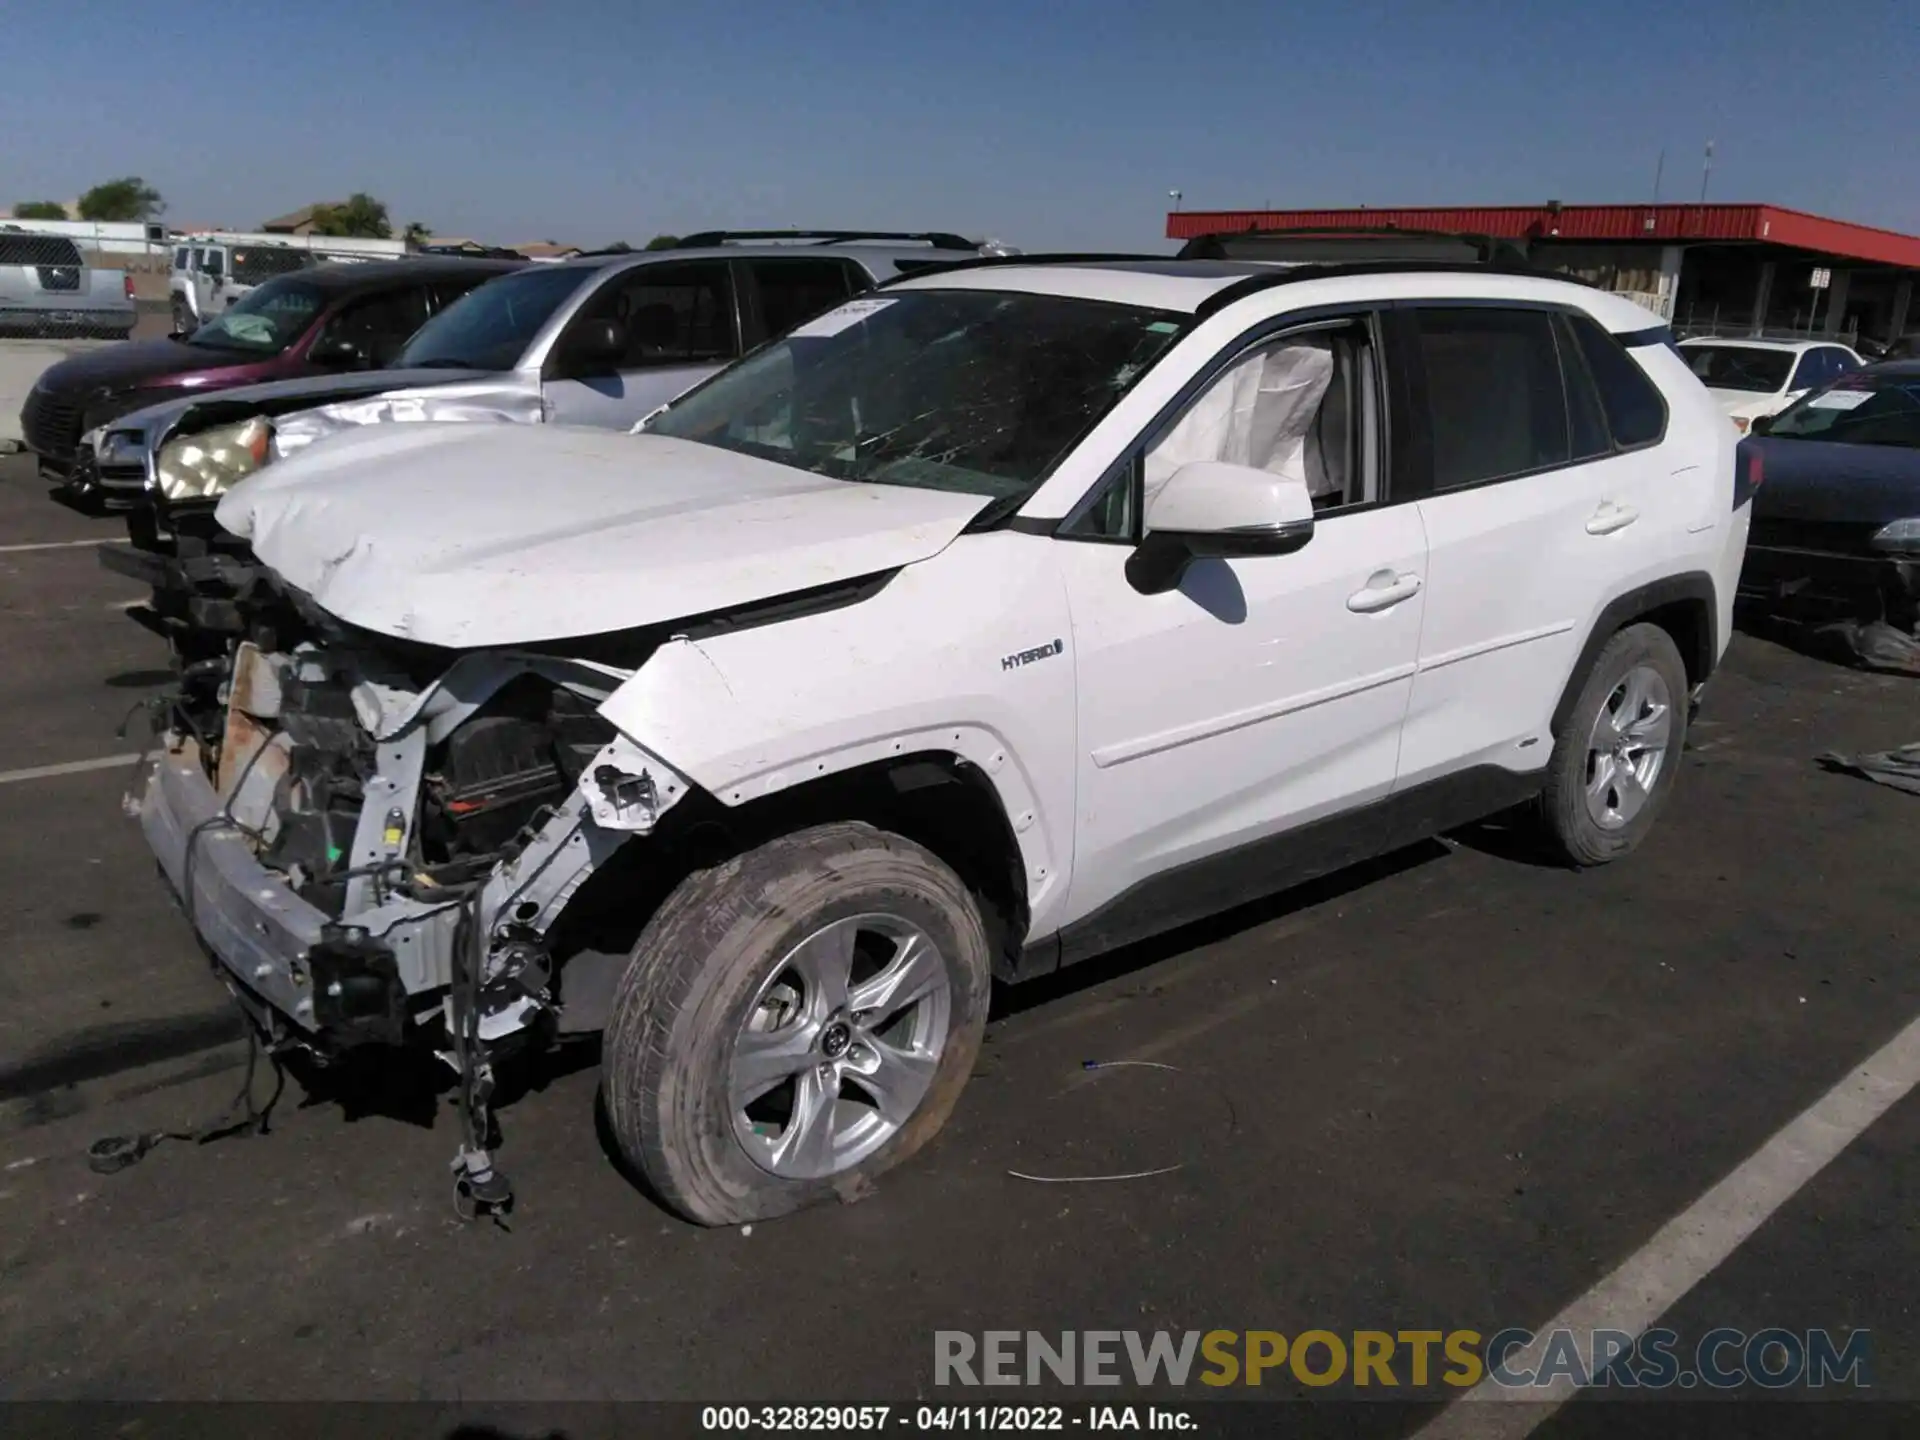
[
  {"x1": 1347, "y1": 570, "x2": 1423, "y2": 613},
  {"x1": 1586, "y1": 501, "x2": 1640, "y2": 536}
]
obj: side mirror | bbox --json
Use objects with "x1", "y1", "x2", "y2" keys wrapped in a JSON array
[
  {"x1": 1748, "y1": 413, "x2": 1774, "y2": 436},
  {"x1": 308, "y1": 336, "x2": 367, "y2": 369},
  {"x1": 1126, "y1": 460, "x2": 1315, "y2": 595},
  {"x1": 565, "y1": 317, "x2": 629, "y2": 376}
]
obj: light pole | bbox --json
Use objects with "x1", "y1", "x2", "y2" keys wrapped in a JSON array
[{"x1": 1168, "y1": 188, "x2": 1183, "y2": 213}]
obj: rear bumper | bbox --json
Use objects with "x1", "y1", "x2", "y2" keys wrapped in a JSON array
[{"x1": 0, "y1": 306, "x2": 135, "y2": 336}]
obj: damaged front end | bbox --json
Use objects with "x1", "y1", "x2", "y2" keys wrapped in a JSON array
[{"x1": 138, "y1": 584, "x2": 690, "y2": 1070}]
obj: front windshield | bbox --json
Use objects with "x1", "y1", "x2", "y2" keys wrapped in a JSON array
[
  {"x1": 396, "y1": 265, "x2": 592, "y2": 370},
  {"x1": 187, "y1": 276, "x2": 326, "y2": 355},
  {"x1": 1768, "y1": 374, "x2": 1920, "y2": 449},
  {"x1": 1680, "y1": 344, "x2": 1793, "y2": 393},
  {"x1": 644, "y1": 290, "x2": 1184, "y2": 501}
]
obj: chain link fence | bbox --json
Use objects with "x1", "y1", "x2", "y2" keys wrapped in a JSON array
[{"x1": 0, "y1": 230, "x2": 146, "y2": 340}]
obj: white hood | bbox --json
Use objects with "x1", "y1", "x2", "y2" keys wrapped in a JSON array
[{"x1": 216, "y1": 423, "x2": 992, "y2": 648}]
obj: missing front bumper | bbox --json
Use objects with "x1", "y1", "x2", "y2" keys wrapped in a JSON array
[{"x1": 138, "y1": 741, "x2": 464, "y2": 1040}]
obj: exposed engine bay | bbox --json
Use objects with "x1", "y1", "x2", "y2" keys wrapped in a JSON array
[{"x1": 138, "y1": 569, "x2": 695, "y2": 1213}]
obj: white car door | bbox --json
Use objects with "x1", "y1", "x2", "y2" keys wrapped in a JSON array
[
  {"x1": 1054, "y1": 314, "x2": 1428, "y2": 939},
  {"x1": 1397, "y1": 306, "x2": 1678, "y2": 789},
  {"x1": 543, "y1": 259, "x2": 739, "y2": 430}
]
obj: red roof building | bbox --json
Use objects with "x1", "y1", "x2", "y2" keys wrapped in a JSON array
[{"x1": 1166, "y1": 203, "x2": 1920, "y2": 348}]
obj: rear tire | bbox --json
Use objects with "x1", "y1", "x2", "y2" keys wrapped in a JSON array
[
  {"x1": 1540, "y1": 623, "x2": 1690, "y2": 867},
  {"x1": 171, "y1": 300, "x2": 194, "y2": 337},
  {"x1": 602, "y1": 821, "x2": 991, "y2": 1226}
]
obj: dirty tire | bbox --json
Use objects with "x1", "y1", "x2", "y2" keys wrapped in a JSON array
[
  {"x1": 603, "y1": 822, "x2": 991, "y2": 1226},
  {"x1": 171, "y1": 300, "x2": 194, "y2": 336},
  {"x1": 1540, "y1": 622, "x2": 1690, "y2": 867}
]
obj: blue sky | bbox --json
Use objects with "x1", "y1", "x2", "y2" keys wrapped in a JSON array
[{"x1": 5, "y1": 0, "x2": 1915, "y2": 251}]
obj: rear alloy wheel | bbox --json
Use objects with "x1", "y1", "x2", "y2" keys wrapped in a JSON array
[
  {"x1": 1540, "y1": 622, "x2": 1690, "y2": 866},
  {"x1": 603, "y1": 822, "x2": 991, "y2": 1226}
]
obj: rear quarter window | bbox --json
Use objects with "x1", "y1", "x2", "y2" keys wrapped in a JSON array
[{"x1": 1568, "y1": 314, "x2": 1668, "y2": 449}]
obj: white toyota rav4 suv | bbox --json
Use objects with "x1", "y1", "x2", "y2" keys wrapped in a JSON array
[{"x1": 137, "y1": 258, "x2": 1752, "y2": 1224}]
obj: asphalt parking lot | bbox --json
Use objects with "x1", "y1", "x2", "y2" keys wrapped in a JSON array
[{"x1": 0, "y1": 449, "x2": 1916, "y2": 1430}]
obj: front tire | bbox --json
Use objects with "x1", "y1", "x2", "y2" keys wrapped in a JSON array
[
  {"x1": 1540, "y1": 622, "x2": 1690, "y2": 867},
  {"x1": 603, "y1": 822, "x2": 991, "y2": 1226}
]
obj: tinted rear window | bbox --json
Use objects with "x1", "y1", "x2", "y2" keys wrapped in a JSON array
[
  {"x1": 1573, "y1": 315, "x2": 1667, "y2": 448},
  {"x1": 0, "y1": 234, "x2": 82, "y2": 266}
]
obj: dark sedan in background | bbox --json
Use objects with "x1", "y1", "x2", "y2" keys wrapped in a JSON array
[
  {"x1": 1739, "y1": 362, "x2": 1920, "y2": 670},
  {"x1": 17, "y1": 256, "x2": 524, "y2": 507}
]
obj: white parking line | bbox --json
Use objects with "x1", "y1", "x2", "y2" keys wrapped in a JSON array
[
  {"x1": 0, "y1": 538, "x2": 103, "y2": 554},
  {"x1": 0, "y1": 753, "x2": 142, "y2": 787},
  {"x1": 1417, "y1": 1009, "x2": 1920, "y2": 1437}
]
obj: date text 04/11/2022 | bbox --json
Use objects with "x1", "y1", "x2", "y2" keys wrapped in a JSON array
[{"x1": 699, "y1": 1404, "x2": 1197, "y2": 1431}]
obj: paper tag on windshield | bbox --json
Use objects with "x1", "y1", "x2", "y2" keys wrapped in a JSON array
[
  {"x1": 1808, "y1": 389, "x2": 1872, "y2": 410},
  {"x1": 790, "y1": 297, "x2": 896, "y2": 338}
]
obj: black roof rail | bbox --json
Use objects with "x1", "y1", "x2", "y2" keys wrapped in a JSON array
[
  {"x1": 1191, "y1": 257, "x2": 1589, "y2": 320},
  {"x1": 673, "y1": 229, "x2": 982, "y2": 252},
  {"x1": 415, "y1": 242, "x2": 528, "y2": 260},
  {"x1": 875, "y1": 251, "x2": 1171, "y2": 286},
  {"x1": 1178, "y1": 225, "x2": 1536, "y2": 266}
]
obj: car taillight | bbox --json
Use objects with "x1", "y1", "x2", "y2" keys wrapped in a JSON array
[
  {"x1": 1733, "y1": 441, "x2": 1763, "y2": 509},
  {"x1": 123, "y1": 274, "x2": 136, "y2": 300}
]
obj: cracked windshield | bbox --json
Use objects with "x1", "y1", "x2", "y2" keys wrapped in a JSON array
[{"x1": 645, "y1": 290, "x2": 1182, "y2": 500}]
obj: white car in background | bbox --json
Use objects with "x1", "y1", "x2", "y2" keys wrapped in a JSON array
[{"x1": 1677, "y1": 337, "x2": 1864, "y2": 433}]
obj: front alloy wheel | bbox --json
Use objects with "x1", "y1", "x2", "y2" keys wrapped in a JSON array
[
  {"x1": 732, "y1": 914, "x2": 952, "y2": 1179},
  {"x1": 603, "y1": 822, "x2": 992, "y2": 1226}
]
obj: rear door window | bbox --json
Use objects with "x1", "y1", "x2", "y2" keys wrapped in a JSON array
[
  {"x1": 1410, "y1": 308, "x2": 1569, "y2": 490},
  {"x1": 1556, "y1": 317, "x2": 1614, "y2": 461},
  {"x1": 746, "y1": 258, "x2": 864, "y2": 341}
]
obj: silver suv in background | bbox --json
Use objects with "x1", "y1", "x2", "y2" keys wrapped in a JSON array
[
  {"x1": 101, "y1": 231, "x2": 1017, "y2": 544},
  {"x1": 0, "y1": 230, "x2": 136, "y2": 339}
]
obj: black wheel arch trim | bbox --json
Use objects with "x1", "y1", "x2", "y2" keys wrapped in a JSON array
[{"x1": 1549, "y1": 571, "x2": 1718, "y2": 740}]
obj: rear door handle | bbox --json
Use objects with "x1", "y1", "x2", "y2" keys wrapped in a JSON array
[
  {"x1": 1586, "y1": 502, "x2": 1640, "y2": 536},
  {"x1": 1347, "y1": 570, "x2": 1423, "y2": 613}
]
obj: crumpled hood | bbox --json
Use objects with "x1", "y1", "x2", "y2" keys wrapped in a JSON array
[{"x1": 216, "y1": 423, "x2": 992, "y2": 648}]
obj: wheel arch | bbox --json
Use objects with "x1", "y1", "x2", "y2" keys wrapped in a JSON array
[
  {"x1": 1550, "y1": 571, "x2": 1719, "y2": 740},
  {"x1": 552, "y1": 747, "x2": 1037, "y2": 985}
]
